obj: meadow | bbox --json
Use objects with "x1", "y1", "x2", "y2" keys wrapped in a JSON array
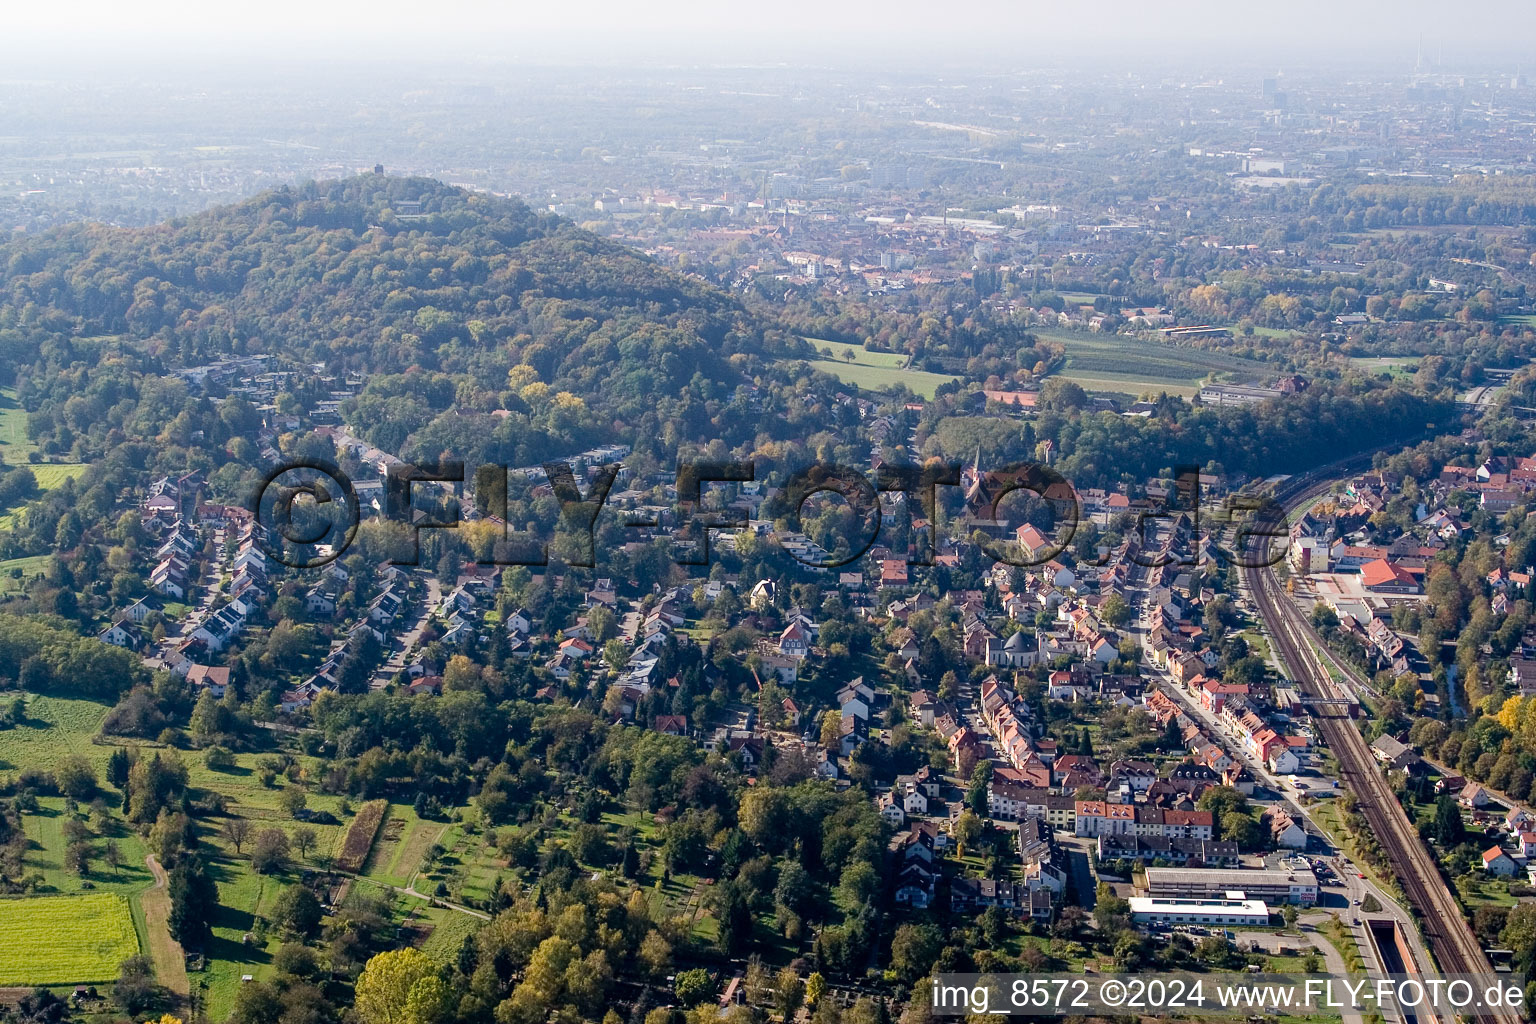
[
  {"x1": 0, "y1": 893, "x2": 140, "y2": 985},
  {"x1": 794, "y1": 336, "x2": 958, "y2": 399},
  {"x1": 804, "y1": 359, "x2": 958, "y2": 399},
  {"x1": 0, "y1": 387, "x2": 32, "y2": 458},
  {"x1": 0, "y1": 463, "x2": 90, "y2": 530},
  {"x1": 0, "y1": 694, "x2": 112, "y2": 774},
  {"x1": 1348, "y1": 355, "x2": 1420, "y2": 381},
  {"x1": 0, "y1": 555, "x2": 51, "y2": 594},
  {"x1": 804, "y1": 338, "x2": 911, "y2": 367}
]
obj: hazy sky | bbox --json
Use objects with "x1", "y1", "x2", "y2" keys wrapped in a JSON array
[{"x1": 6, "y1": 0, "x2": 1536, "y2": 68}]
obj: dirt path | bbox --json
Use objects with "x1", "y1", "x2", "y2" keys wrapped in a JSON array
[
  {"x1": 141, "y1": 855, "x2": 190, "y2": 999},
  {"x1": 342, "y1": 869, "x2": 490, "y2": 920}
]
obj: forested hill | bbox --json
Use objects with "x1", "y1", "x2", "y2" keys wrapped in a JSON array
[{"x1": 0, "y1": 175, "x2": 793, "y2": 464}]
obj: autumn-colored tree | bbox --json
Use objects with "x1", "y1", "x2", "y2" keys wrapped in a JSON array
[
  {"x1": 356, "y1": 949, "x2": 449, "y2": 1024},
  {"x1": 819, "y1": 710, "x2": 842, "y2": 753},
  {"x1": 952, "y1": 810, "x2": 982, "y2": 856}
]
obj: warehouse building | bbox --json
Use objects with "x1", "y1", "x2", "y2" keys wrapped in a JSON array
[
  {"x1": 1128, "y1": 896, "x2": 1271, "y2": 928},
  {"x1": 1143, "y1": 866, "x2": 1318, "y2": 906}
]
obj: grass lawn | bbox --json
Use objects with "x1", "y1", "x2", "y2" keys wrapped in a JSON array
[
  {"x1": 1238, "y1": 630, "x2": 1273, "y2": 661},
  {"x1": 199, "y1": 855, "x2": 281, "y2": 1022},
  {"x1": 1456, "y1": 875, "x2": 1519, "y2": 910},
  {"x1": 0, "y1": 893, "x2": 140, "y2": 985}
]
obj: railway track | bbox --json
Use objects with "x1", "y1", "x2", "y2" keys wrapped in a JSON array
[{"x1": 1242, "y1": 466, "x2": 1521, "y2": 1024}]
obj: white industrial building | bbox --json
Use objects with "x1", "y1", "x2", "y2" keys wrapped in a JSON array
[{"x1": 1128, "y1": 895, "x2": 1271, "y2": 928}]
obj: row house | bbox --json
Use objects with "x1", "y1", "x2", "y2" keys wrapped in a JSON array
[
  {"x1": 1074, "y1": 801, "x2": 1135, "y2": 836},
  {"x1": 191, "y1": 604, "x2": 246, "y2": 654},
  {"x1": 987, "y1": 784, "x2": 1077, "y2": 829},
  {"x1": 151, "y1": 552, "x2": 192, "y2": 600},
  {"x1": 892, "y1": 824, "x2": 943, "y2": 910},
  {"x1": 996, "y1": 757, "x2": 1051, "y2": 790},
  {"x1": 1138, "y1": 807, "x2": 1215, "y2": 840},
  {"x1": 951, "y1": 877, "x2": 1020, "y2": 914},
  {"x1": 1096, "y1": 835, "x2": 1240, "y2": 867}
]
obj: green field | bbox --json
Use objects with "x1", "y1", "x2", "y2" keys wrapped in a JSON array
[
  {"x1": 805, "y1": 359, "x2": 957, "y2": 398},
  {"x1": 418, "y1": 906, "x2": 480, "y2": 964},
  {"x1": 1056, "y1": 372, "x2": 1201, "y2": 398},
  {"x1": 0, "y1": 462, "x2": 90, "y2": 530},
  {"x1": 0, "y1": 387, "x2": 32, "y2": 459},
  {"x1": 0, "y1": 554, "x2": 50, "y2": 594},
  {"x1": 1348, "y1": 355, "x2": 1419, "y2": 380},
  {"x1": 0, "y1": 695, "x2": 112, "y2": 774},
  {"x1": 803, "y1": 337, "x2": 910, "y2": 367},
  {"x1": 1029, "y1": 328, "x2": 1271, "y2": 398},
  {"x1": 792, "y1": 337, "x2": 959, "y2": 398},
  {"x1": 360, "y1": 804, "x2": 447, "y2": 888},
  {"x1": 0, "y1": 893, "x2": 140, "y2": 985}
]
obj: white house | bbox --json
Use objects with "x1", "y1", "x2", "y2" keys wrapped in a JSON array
[{"x1": 1484, "y1": 847, "x2": 1518, "y2": 877}]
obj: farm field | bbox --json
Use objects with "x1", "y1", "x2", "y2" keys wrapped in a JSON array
[
  {"x1": 1054, "y1": 372, "x2": 1200, "y2": 398},
  {"x1": 359, "y1": 805, "x2": 448, "y2": 889},
  {"x1": 417, "y1": 905, "x2": 479, "y2": 964},
  {"x1": 1031, "y1": 328, "x2": 1272, "y2": 395},
  {"x1": 0, "y1": 893, "x2": 140, "y2": 985}
]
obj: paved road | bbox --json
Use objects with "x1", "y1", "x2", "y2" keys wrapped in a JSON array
[
  {"x1": 373, "y1": 576, "x2": 442, "y2": 687},
  {"x1": 144, "y1": 528, "x2": 228, "y2": 670},
  {"x1": 1152, "y1": 669, "x2": 1434, "y2": 978},
  {"x1": 1235, "y1": 921, "x2": 1367, "y2": 1024}
]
